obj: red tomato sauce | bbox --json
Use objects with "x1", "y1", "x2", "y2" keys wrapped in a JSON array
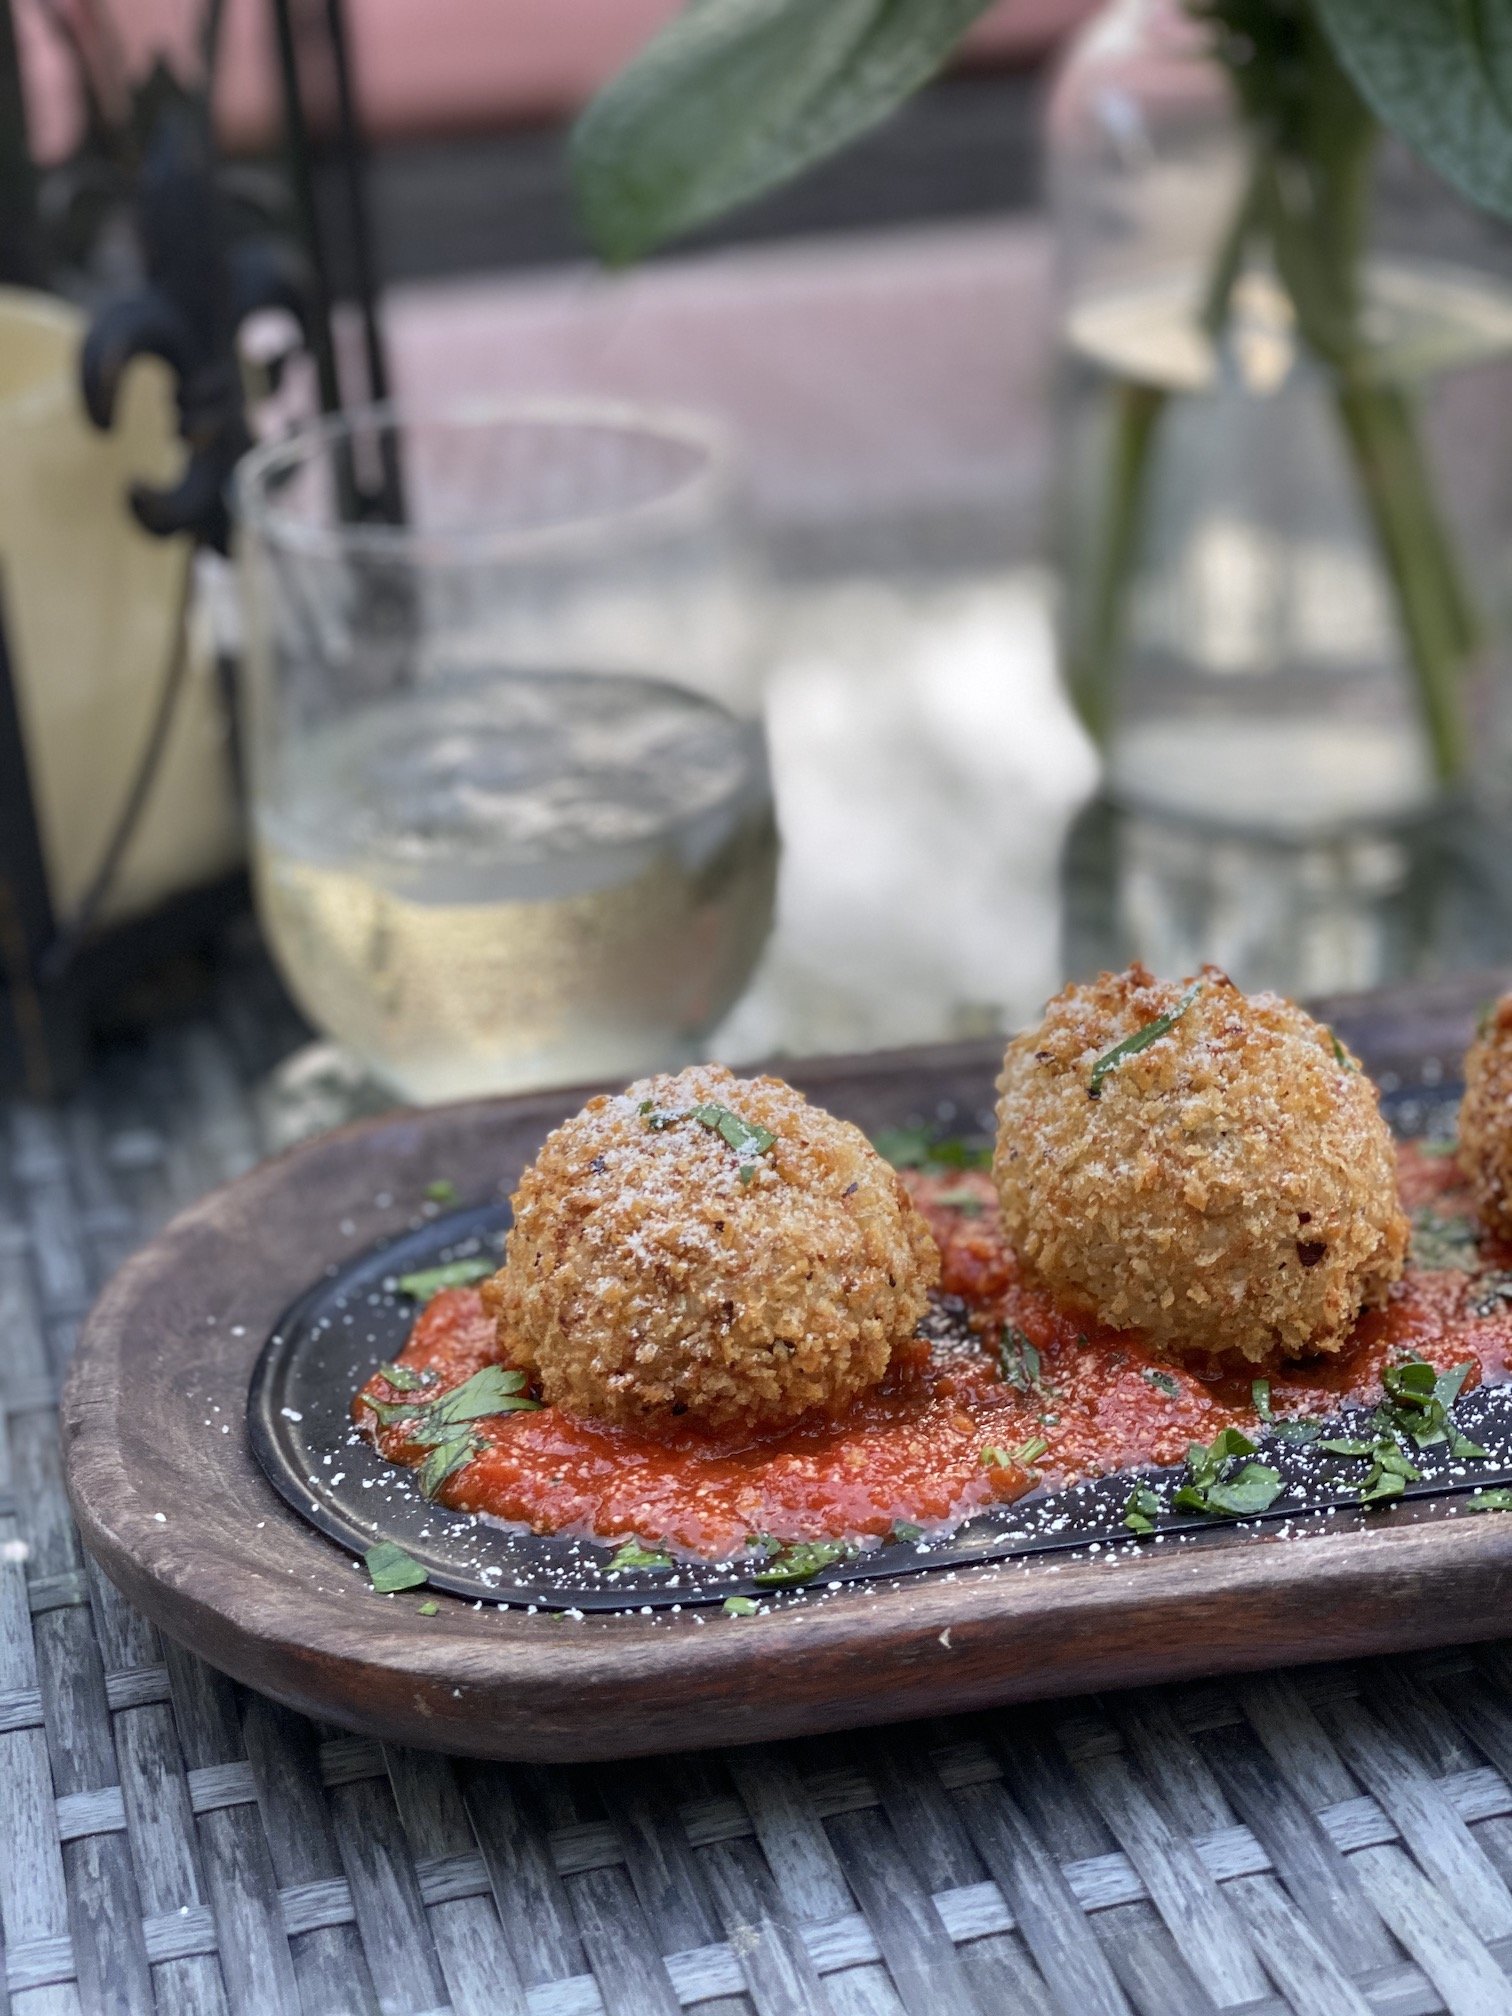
[{"x1": 354, "y1": 1139, "x2": 1512, "y2": 1560}]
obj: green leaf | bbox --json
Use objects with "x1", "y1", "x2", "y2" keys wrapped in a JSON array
[
  {"x1": 1203, "y1": 1463, "x2": 1285, "y2": 1518},
  {"x1": 982, "y1": 1437, "x2": 1047, "y2": 1470},
  {"x1": 1122, "y1": 1482, "x2": 1164, "y2": 1535},
  {"x1": 571, "y1": 0, "x2": 999, "y2": 264},
  {"x1": 418, "y1": 1599, "x2": 439, "y2": 1616},
  {"x1": 424, "y1": 1179, "x2": 458, "y2": 1205},
  {"x1": 1251, "y1": 1378, "x2": 1272, "y2": 1421},
  {"x1": 890, "y1": 1520, "x2": 924, "y2": 1544},
  {"x1": 365, "y1": 1541, "x2": 428, "y2": 1593},
  {"x1": 1319, "y1": 1437, "x2": 1375, "y2": 1457},
  {"x1": 425, "y1": 1366, "x2": 535, "y2": 1431},
  {"x1": 416, "y1": 1435, "x2": 479, "y2": 1499},
  {"x1": 998, "y1": 1327, "x2": 1044, "y2": 1393},
  {"x1": 1316, "y1": 0, "x2": 1512, "y2": 224},
  {"x1": 606, "y1": 1539, "x2": 675, "y2": 1573},
  {"x1": 397, "y1": 1257, "x2": 494, "y2": 1301},
  {"x1": 723, "y1": 1595, "x2": 761, "y2": 1615},
  {"x1": 752, "y1": 1539, "x2": 853, "y2": 1587},
  {"x1": 1144, "y1": 1367, "x2": 1182, "y2": 1398},
  {"x1": 374, "y1": 1362, "x2": 437, "y2": 1393},
  {"x1": 1469, "y1": 1489, "x2": 1512, "y2": 1512},
  {"x1": 1088, "y1": 982, "x2": 1201, "y2": 1098},
  {"x1": 692, "y1": 1102, "x2": 776, "y2": 1162}
]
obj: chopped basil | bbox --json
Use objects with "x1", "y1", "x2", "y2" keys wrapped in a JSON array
[
  {"x1": 396, "y1": 1257, "x2": 495, "y2": 1301},
  {"x1": 890, "y1": 1520, "x2": 924, "y2": 1544},
  {"x1": 1088, "y1": 981, "x2": 1201, "y2": 1099},
  {"x1": 752, "y1": 1539, "x2": 853, "y2": 1587},
  {"x1": 1328, "y1": 1028, "x2": 1357, "y2": 1071},
  {"x1": 1144, "y1": 1368, "x2": 1181, "y2": 1399},
  {"x1": 364, "y1": 1541, "x2": 428, "y2": 1593},
  {"x1": 417, "y1": 1600, "x2": 439, "y2": 1616},
  {"x1": 1319, "y1": 1436, "x2": 1376, "y2": 1457},
  {"x1": 1173, "y1": 1427, "x2": 1282, "y2": 1520},
  {"x1": 640, "y1": 1099, "x2": 778, "y2": 1178},
  {"x1": 424, "y1": 1179, "x2": 458, "y2": 1205},
  {"x1": 982, "y1": 1437, "x2": 1048, "y2": 1470},
  {"x1": 1122, "y1": 1482, "x2": 1164, "y2": 1534},
  {"x1": 1251, "y1": 1380, "x2": 1319, "y2": 1442},
  {"x1": 871, "y1": 1126, "x2": 992, "y2": 1172},
  {"x1": 606, "y1": 1539, "x2": 674, "y2": 1573},
  {"x1": 998, "y1": 1327, "x2": 1045, "y2": 1393},
  {"x1": 1468, "y1": 1490, "x2": 1512, "y2": 1513},
  {"x1": 723, "y1": 1596, "x2": 761, "y2": 1615},
  {"x1": 1374, "y1": 1353, "x2": 1485, "y2": 1457}
]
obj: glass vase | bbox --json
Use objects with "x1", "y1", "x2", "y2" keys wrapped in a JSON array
[{"x1": 1047, "y1": 0, "x2": 1512, "y2": 843}]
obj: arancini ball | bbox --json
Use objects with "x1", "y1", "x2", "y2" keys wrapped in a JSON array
[
  {"x1": 1459, "y1": 994, "x2": 1512, "y2": 1238},
  {"x1": 993, "y1": 964, "x2": 1408, "y2": 1363},
  {"x1": 483, "y1": 1064, "x2": 939, "y2": 1434}
]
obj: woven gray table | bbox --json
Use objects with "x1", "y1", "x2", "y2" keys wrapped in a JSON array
[{"x1": 13, "y1": 988, "x2": 1512, "y2": 2015}]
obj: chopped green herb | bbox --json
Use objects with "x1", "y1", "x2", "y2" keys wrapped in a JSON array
[
  {"x1": 396, "y1": 1257, "x2": 495, "y2": 1301},
  {"x1": 1319, "y1": 1437, "x2": 1376, "y2": 1458},
  {"x1": 1144, "y1": 1368, "x2": 1181, "y2": 1399},
  {"x1": 723, "y1": 1596, "x2": 761, "y2": 1615},
  {"x1": 1172, "y1": 1426, "x2": 1282, "y2": 1520},
  {"x1": 1088, "y1": 981, "x2": 1201, "y2": 1098},
  {"x1": 752, "y1": 1540, "x2": 853, "y2": 1588},
  {"x1": 1418, "y1": 1137, "x2": 1461, "y2": 1159},
  {"x1": 870, "y1": 1126, "x2": 992, "y2": 1172},
  {"x1": 1249, "y1": 1378, "x2": 1319, "y2": 1442},
  {"x1": 424, "y1": 1179, "x2": 458, "y2": 1205},
  {"x1": 606, "y1": 1539, "x2": 674, "y2": 1574},
  {"x1": 364, "y1": 1541, "x2": 428, "y2": 1593},
  {"x1": 1373, "y1": 1352, "x2": 1485, "y2": 1456},
  {"x1": 890, "y1": 1521, "x2": 924, "y2": 1545},
  {"x1": 417, "y1": 1600, "x2": 439, "y2": 1616},
  {"x1": 365, "y1": 1364, "x2": 539, "y2": 1438},
  {"x1": 1468, "y1": 1490, "x2": 1512, "y2": 1513},
  {"x1": 1122, "y1": 1482, "x2": 1164, "y2": 1534},
  {"x1": 998, "y1": 1327, "x2": 1045, "y2": 1393},
  {"x1": 1252, "y1": 1378, "x2": 1272, "y2": 1419},
  {"x1": 1410, "y1": 1209, "x2": 1480, "y2": 1273},
  {"x1": 375, "y1": 1362, "x2": 437, "y2": 1393},
  {"x1": 1328, "y1": 1028, "x2": 1357, "y2": 1071},
  {"x1": 692, "y1": 1102, "x2": 776, "y2": 1164},
  {"x1": 416, "y1": 1434, "x2": 480, "y2": 1498},
  {"x1": 982, "y1": 1437, "x2": 1048, "y2": 1470}
]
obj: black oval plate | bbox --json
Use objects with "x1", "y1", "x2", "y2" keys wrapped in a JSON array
[{"x1": 246, "y1": 1083, "x2": 1512, "y2": 1612}]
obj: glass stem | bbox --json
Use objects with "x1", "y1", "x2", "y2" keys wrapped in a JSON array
[
  {"x1": 1066, "y1": 380, "x2": 1166, "y2": 744},
  {"x1": 1333, "y1": 369, "x2": 1476, "y2": 783}
]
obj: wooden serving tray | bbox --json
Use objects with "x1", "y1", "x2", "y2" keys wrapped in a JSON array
[{"x1": 62, "y1": 973, "x2": 1512, "y2": 1763}]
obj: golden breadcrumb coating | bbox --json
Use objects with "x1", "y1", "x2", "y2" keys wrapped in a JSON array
[
  {"x1": 993, "y1": 964, "x2": 1408, "y2": 1363},
  {"x1": 1459, "y1": 995, "x2": 1512, "y2": 1237},
  {"x1": 484, "y1": 1064, "x2": 939, "y2": 1434}
]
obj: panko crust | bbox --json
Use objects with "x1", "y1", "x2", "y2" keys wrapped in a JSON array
[
  {"x1": 484, "y1": 1064, "x2": 939, "y2": 1434},
  {"x1": 1459, "y1": 995, "x2": 1512, "y2": 1237},
  {"x1": 992, "y1": 964, "x2": 1408, "y2": 1363}
]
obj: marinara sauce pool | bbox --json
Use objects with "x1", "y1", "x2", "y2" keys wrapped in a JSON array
[{"x1": 354, "y1": 1141, "x2": 1512, "y2": 1561}]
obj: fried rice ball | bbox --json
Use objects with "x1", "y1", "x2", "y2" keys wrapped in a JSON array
[
  {"x1": 482, "y1": 1064, "x2": 939, "y2": 1435},
  {"x1": 1459, "y1": 994, "x2": 1512, "y2": 1237},
  {"x1": 993, "y1": 964, "x2": 1408, "y2": 1363}
]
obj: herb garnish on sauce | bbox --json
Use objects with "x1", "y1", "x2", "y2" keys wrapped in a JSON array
[
  {"x1": 752, "y1": 1539, "x2": 853, "y2": 1587},
  {"x1": 606, "y1": 1539, "x2": 674, "y2": 1573},
  {"x1": 1173, "y1": 1427, "x2": 1284, "y2": 1519},
  {"x1": 397, "y1": 1257, "x2": 495, "y2": 1302},
  {"x1": 1087, "y1": 981, "x2": 1202, "y2": 1099},
  {"x1": 364, "y1": 1365, "x2": 542, "y2": 1500}
]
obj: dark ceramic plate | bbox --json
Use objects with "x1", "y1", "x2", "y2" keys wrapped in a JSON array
[{"x1": 245, "y1": 1085, "x2": 1512, "y2": 1612}]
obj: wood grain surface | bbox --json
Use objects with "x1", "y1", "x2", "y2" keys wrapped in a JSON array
[{"x1": 61, "y1": 974, "x2": 1512, "y2": 1763}]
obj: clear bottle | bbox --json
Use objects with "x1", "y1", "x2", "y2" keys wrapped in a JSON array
[{"x1": 1047, "y1": 0, "x2": 1512, "y2": 841}]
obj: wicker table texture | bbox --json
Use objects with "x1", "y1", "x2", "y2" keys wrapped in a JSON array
[{"x1": 13, "y1": 999, "x2": 1512, "y2": 2015}]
